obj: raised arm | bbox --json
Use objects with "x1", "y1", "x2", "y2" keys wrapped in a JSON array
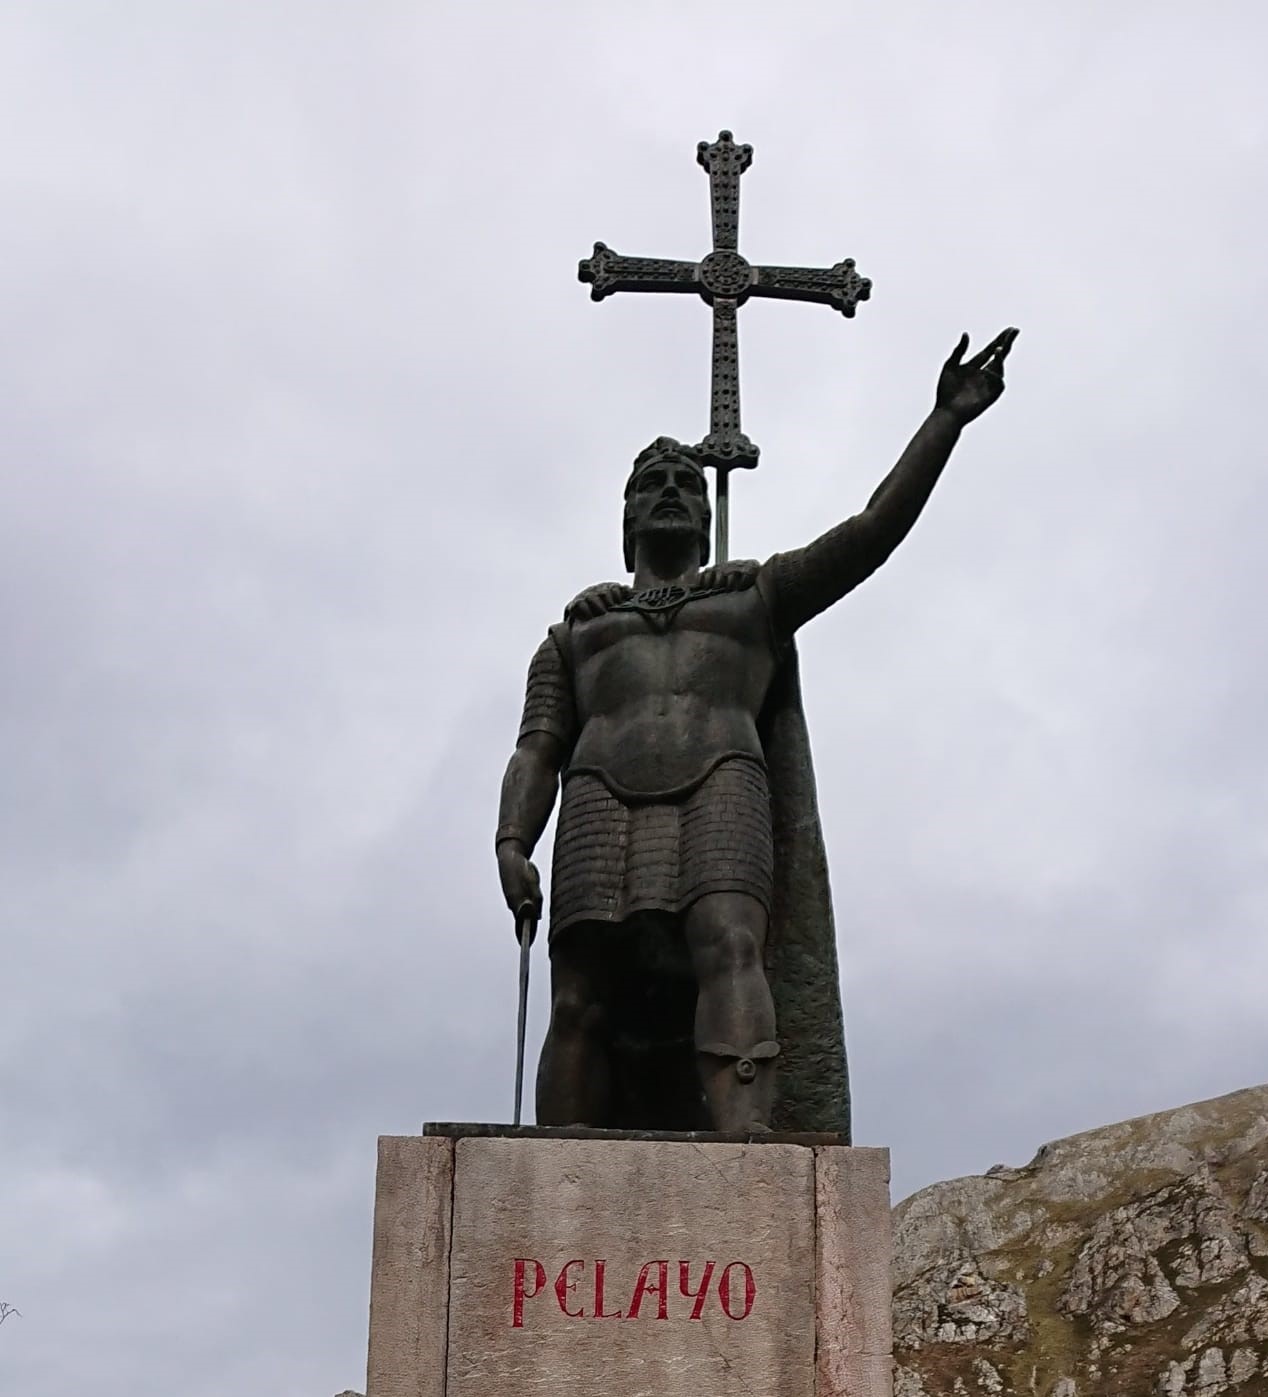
[{"x1": 765, "y1": 327, "x2": 1018, "y2": 636}]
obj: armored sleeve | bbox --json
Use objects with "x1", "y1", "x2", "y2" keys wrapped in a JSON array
[
  {"x1": 762, "y1": 514, "x2": 886, "y2": 640},
  {"x1": 517, "y1": 628, "x2": 578, "y2": 749}
]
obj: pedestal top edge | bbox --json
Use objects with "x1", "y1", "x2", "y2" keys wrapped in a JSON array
[{"x1": 418, "y1": 1122, "x2": 851, "y2": 1146}]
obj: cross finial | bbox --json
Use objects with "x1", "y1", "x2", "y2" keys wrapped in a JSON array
[{"x1": 579, "y1": 132, "x2": 871, "y2": 562}]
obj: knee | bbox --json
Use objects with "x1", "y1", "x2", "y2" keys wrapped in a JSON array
[
  {"x1": 692, "y1": 918, "x2": 765, "y2": 984},
  {"x1": 550, "y1": 982, "x2": 603, "y2": 1037}
]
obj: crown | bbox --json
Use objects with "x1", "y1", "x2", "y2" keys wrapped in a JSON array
[{"x1": 626, "y1": 437, "x2": 707, "y2": 493}]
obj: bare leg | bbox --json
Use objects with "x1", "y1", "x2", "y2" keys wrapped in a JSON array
[
  {"x1": 684, "y1": 891, "x2": 776, "y2": 1131},
  {"x1": 536, "y1": 938, "x2": 613, "y2": 1127}
]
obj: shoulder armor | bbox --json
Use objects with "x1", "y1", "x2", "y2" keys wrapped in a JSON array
[
  {"x1": 697, "y1": 559, "x2": 761, "y2": 592},
  {"x1": 564, "y1": 581, "x2": 634, "y2": 623}
]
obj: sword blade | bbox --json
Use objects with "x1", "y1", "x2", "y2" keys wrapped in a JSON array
[
  {"x1": 513, "y1": 910, "x2": 534, "y2": 1126},
  {"x1": 715, "y1": 468, "x2": 730, "y2": 565}
]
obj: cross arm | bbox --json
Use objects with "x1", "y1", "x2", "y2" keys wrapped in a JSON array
[
  {"x1": 578, "y1": 242, "x2": 700, "y2": 301},
  {"x1": 697, "y1": 130, "x2": 752, "y2": 252},
  {"x1": 750, "y1": 258, "x2": 873, "y2": 317}
]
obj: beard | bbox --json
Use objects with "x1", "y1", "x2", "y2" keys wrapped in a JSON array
[
  {"x1": 623, "y1": 505, "x2": 711, "y2": 571},
  {"x1": 649, "y1": 509, "x2": 697, "y2": 533},
  {"x1": 641, "y1": 512, "x2": 702, "y2": 554}
]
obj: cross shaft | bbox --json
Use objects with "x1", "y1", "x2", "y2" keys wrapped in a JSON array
[{"x1": 578, "y1": 131, "x2": 871, "y2": 561}]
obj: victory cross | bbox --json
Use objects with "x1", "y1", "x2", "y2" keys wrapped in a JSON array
[{"x1": 496, "y1": 131, "x2": 1018, "y2": 1135}]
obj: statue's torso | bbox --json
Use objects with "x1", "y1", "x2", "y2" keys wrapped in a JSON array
[{"x1": 566, "y1": 581, "x2": 778, "y2": 798}]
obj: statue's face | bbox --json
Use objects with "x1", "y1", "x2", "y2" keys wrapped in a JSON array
[{"x1": 628, "y1": 458, "x2": 709, "y2": 554}]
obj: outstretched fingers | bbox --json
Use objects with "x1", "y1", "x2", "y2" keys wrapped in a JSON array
[
  {"x1": 965, "y1": 327, "x2": 1014, "y2": 371},
  {"x1": 992, "y1": 325, "x2": 1020, "y2": 364},
  {"x1": 973, "y1": 326, "x2": 1020, "y2": 377},
  {"x1": 945, "y1": 331, "x2": 970, "y2": 370}
]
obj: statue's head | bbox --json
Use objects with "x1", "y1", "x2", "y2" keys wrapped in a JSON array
[{"x1": 622, "y1": 437, "x2": 712, "y2": 572}]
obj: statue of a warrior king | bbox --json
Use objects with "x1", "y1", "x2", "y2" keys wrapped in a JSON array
[{"x1": 496, "y1": 327, "x2": 1018, "y2": 1135}]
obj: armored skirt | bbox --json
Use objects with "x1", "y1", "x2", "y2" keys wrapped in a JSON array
[{"x1": 548, "y1": 755, "x2": 775, "y2": 942}]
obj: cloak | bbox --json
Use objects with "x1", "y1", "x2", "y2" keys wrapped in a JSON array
[{"x1": 759, "y1": 640, "x2": 852, "y2": 1138}]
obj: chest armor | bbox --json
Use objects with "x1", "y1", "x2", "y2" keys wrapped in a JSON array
[
  {"x1": 565, "y1": 581, "x2": 778, "y2": 799},
  {"x1": 609, "y1": 581, "x2": 736, "y2": 631}
]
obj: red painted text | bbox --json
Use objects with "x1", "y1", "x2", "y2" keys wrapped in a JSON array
[{"x1": 510, "y1": 1258, "x2": 756, "y2": 1327}]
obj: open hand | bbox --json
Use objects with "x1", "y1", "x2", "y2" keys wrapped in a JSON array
[{"x1": 936, "y1": 327, "x2": 1019, "y2": 425}]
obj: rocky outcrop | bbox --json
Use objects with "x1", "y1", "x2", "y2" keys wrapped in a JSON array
[{"x1": 893, "y1": 1084, "x2": 1268, "y2": 1396}]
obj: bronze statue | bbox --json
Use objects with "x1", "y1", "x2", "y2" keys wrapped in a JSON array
[{"x1": 496, "y1": 327, "x2": 1019, "y2": 1135}]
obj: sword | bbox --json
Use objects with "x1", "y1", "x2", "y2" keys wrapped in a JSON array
[{"x1": 513, "y1": 901, "x2": 537, "y2": 1127}]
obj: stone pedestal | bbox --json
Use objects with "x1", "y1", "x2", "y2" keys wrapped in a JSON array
[{"x1": 366, "y1": 1125, "x2": 892, "y2": 1397}]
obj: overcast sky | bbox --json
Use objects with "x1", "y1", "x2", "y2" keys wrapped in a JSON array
[{"x1": 2, "y1": 3, "x2": 1266, "y2": 1394}]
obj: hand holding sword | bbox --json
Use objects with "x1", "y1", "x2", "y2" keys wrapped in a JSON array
[{"x1": 498, "y1": 840, "x2": 543, "y2": 1127}]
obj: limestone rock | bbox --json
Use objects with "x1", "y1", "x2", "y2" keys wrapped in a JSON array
[
  {"x1": 893, "y1": 1083, "x2": 1268, "y2": 1397},
  {"x1": 894, "y1": 1258, "x2": 1028, "y2": 1347},
  {"x1": 1058, "y1": 1168, "x2": 1248, "y2": 1332},
  {"x1": 1180, "y1": 1272, "x2": 1268, "y2": 1349},
  {"x1": 895, "y1": 1366, "x2": 931, "y2": 1396},
  {"x1": 1228, "y1": 1347, "x2": 1260, "y2": 1383},
  {"x1": 1243, "y1": 1168, "x2": 1268, "y2": 1259},
  {"x1": 972, "y1": 1357, "x2": 1005, "y2": 1392},
  {"x1": 1244, "y1": 1169, "x2": 1268, "y2": 1224}
]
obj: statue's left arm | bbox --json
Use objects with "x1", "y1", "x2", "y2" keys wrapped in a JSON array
[
  {"x1": 765, "y1": 328, "x2": 1018, "y2": 635},
  {"x1": 494, "y1": 626, "x2": 577, "y2": 923}
]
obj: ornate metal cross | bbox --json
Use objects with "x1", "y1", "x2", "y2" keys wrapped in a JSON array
[{"x1": 579, "y1": 130, "x2": 871, "y2": 563}]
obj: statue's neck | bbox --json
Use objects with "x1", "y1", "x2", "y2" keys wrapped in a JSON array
[{"x1": 632, "y1": 545, "x2": 699, "y2": 593}]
